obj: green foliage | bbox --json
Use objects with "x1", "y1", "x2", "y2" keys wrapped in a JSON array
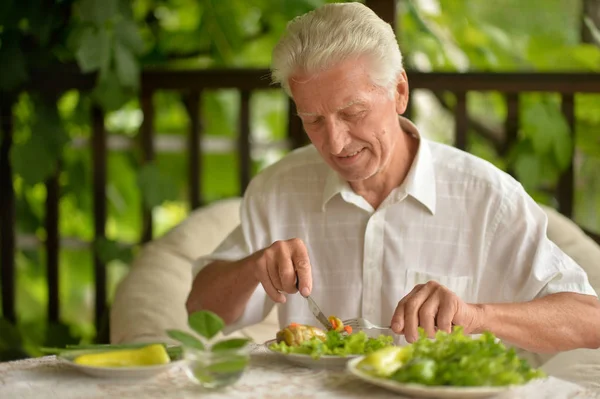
[{"x1": 402, "y1": 0, "x2": 600, "y2": 213}]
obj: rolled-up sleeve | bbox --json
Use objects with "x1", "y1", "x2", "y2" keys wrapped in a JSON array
[
  {"x1": 486, "y1": 184, "x2": 597, "y2": 303},
  {"x1": 191, "y1": 225, "x2": 250, "y2": 277}
]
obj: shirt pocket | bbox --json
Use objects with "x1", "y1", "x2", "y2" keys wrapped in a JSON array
[{"x1": 404, "y1": 269, "x2": 474, "y2": 303}]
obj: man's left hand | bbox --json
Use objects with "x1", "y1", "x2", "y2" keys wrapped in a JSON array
[{"x1": 390, "y1": 280, "x2": 482, "y2": 342}]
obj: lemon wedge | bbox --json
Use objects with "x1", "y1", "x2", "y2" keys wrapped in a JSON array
[{"x1": 73, "y1": 344, "x2": 170, "y2": 367}]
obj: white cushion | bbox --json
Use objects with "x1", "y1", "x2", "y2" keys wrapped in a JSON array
[{"x1": 110, "y1": 198, "x2": 243, "y2": 344}]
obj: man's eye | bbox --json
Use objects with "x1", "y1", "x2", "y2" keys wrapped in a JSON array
[{"x1": 344, "y1": 111, "x2": 366, "y2": 119}]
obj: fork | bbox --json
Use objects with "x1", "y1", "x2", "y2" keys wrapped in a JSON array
[{"x1": 342, "y1": 317, "x2": 391, "y2": 330}]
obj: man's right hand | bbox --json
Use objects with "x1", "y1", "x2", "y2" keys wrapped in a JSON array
[{"x1": 252, "y1": 238, "x2": 312, "y2": 303}]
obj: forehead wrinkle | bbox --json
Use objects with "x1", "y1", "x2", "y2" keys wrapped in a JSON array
[{"x1": 297, "y1": 99, "x2": 366, "y2": 117}]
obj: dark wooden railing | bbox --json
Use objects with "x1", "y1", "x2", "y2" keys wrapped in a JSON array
[{"x1": 1, "y1": 69, "x2": 600, "y2": 336}]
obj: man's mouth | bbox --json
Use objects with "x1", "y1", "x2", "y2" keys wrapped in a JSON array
[{"x1": 339, "y1": 149, "x2": 363, "y2": 158}]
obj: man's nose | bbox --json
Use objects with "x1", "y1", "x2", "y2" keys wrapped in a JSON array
[{"x1": 324, "y1": 119, "x2": 348, "y2": 155}]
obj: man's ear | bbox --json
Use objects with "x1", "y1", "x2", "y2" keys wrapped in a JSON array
[{"x1": 394, "y1": 70, "x2": 409, "y2": 115}]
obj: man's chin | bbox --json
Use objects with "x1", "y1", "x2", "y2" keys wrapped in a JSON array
[{"x1": 336, "y1": 168, "x2": 377, "y2": 183}]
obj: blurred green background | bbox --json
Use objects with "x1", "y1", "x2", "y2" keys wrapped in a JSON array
[{"x1": 1, "y1": 0, "x2": 599, "y2": 359}]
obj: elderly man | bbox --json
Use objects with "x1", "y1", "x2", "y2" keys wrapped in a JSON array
[{"x1": 187, "y1": 2, "x2": 600, "y2": 353}]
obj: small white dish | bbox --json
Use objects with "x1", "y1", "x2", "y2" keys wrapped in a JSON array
[
  {"x1": 264, "y1": 339, "x2": 359, "y2": 369},
  {"x1": 57, "y1": 349, "x2": 184, "y2": 379},
  {"x1": 346, "y1": 356, "x2": 511, "y2": 398}
]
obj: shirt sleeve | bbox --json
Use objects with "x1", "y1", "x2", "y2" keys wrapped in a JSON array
[
  {"x1": 191, "y1": 181, "x2": 276, "y2": 335},
  {"x1": 486, "y1": 183, "x2": 597, "y2": 303}
]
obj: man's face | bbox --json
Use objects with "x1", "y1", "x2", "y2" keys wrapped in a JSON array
[{"x1": 289, "y1": 58, "x2": 408, "y2": 182}]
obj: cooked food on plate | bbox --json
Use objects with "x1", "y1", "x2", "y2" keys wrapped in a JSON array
[{"x1": 269, "y1": 316, "x2": 394, "y2": 359}]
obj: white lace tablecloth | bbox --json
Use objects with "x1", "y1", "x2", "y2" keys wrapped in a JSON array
[{"x1": 1, "y1": 344, "x2": 599, "y2": 399}]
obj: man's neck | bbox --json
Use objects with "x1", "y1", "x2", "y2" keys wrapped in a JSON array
[{"x1": 350, "y1": 131, "x2": 419, "y2": 210}]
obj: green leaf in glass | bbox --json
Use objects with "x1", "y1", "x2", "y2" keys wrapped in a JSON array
[
  {"x1": 166, "y1": 330, "x2": 205, "y2": 350},
  {"x1": 188, "y1": 311, "x2": 225, "y2": 340},
  {"x1": 211, "y1": 338, "x2": 250, "y2": 352}
]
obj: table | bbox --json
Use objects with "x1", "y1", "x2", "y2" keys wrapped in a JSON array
[{"x1": 1, "y1": 344, "x2": 599, "y2": 399}]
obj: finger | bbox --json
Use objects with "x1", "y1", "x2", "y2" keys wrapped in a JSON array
[
  {"x1": 256, "y1": 257, "x2": 286, "y2": 303},
  {"x1": 419, "y1": 295, "x2": 439, "y2": 339},
  {"x1": 403, "y1": 283, "x2": 436, "y2": 342},
  {"x1": 288, "y1": 238, "x2": 312, "y2": 297},
  {"x1": 435, "y1": 297, "x2": 454, "y2": 334},
  {"x1": 265, "y1": 242, "x2": 285, "y2": 290},
  {"x1": 277, "y1": 248, "x2": 297, "y2": 294},
  {"x1": 391, "y1": 284, "x2": 423, "y2": 333}
]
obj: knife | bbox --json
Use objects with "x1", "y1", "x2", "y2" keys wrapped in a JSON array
[{"x1": 296, "y1": 273, "x2": 333, "y2": 330}]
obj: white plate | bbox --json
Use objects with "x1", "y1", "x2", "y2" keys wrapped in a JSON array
[
  {"x1": 264, "y1": 339, "x2": 359, "y2": 369},
  {"x1": 58, "y1": 349, "x2": 184, "y2": 379},
  {"x1": 346, "y1": 356, "x2": 510, "y2": 398}
]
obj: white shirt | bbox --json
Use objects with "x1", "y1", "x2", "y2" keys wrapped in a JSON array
[{"x1": 194, "y1": 118, "x2": 597, "y2": 335}]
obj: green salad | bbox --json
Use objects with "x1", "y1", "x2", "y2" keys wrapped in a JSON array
[
  {"x1": 357, "y1": 327, "x2": 546, "y2": 387},
  {"x1": 269, "y1": 329, "x2": 393, "y2": 359}
]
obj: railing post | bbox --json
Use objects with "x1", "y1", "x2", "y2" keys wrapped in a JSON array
[
  {"x1": 45, "y1": 163, "x2": 60, "y2": 323},
  {"x1": 140, "y1": 88, "x2": 155, "y2": 243},
  {"x1": 238, "y1": 90, "x2": 251, "y2": 194},
  {"x1": 184, "y1": 91, "x2": 203, "y2": 209},
  {"x1": 365, "y1": 0, "x2": 397, "y2": 33},
  {"x1": 0, "y1": 99, "x2": 16, "y2": 323},
  {"x1": 454, "y1": 91, "x2": 468, "y2": 150},
  {"x1": 91, "y1": 106, "x2": 107, "y2": 331},
  {"x1": 503, "y1": 93, "x2": 520, "y2": 177},
  {"x1": 558, "y1": 94, "x2": 575, "y2": 218}
]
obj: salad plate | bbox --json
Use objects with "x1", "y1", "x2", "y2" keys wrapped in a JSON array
[
  {"x1": 344, "y1": 327, "x2": 546, "y2": 398},
  {"x1": 346, "y1": 356, "x2": 508, "y2": 398},
  {"x1": 57, "y1": 346, "x2": 184, "y2": 379}
]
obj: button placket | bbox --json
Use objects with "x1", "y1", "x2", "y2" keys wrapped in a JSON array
[{"x1": 361, "y1": 209, "x2": 386, "y2": 324}]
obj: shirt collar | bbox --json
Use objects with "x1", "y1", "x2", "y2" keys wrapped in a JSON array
[{"x1": 321, "y1": 117, "x2": 437, "y2": 214}]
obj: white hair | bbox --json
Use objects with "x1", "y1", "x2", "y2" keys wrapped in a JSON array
[{"x1": 271, "y1": 2, "x2": 403, "y2": 98}]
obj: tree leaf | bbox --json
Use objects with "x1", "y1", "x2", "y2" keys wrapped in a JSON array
[
  {"x1": 513, "y1": 153, "x2": 542, "y2": 190},
  {"x1": 0, "y1": 37, "x2": 28, "y2": 91},
  {"x1": 44, "y1": 321, "x2": 80, "y2": 348},
  {"x1": 188, "y1": 311, "x2": 224, "y2": 340},
  {"x1": 552, "y1": 126, "x2": 573, "y2": 171},
  {"x1": 0, "y1": 318, "x2": 23, "y2": 350},
  {"x1": 11, "y1": 99, "x2": 68, "y2": 185},
  {"x1": 94, "y1": 237, "x2": 133, "y2": 264},
  {"x1": 136, "y1": 162, "x2": 178, "y2": 209},
  {"x1": 77, "y1": 0, "x2": 118, "y2": 25},
  {"x1": 211, "y1": 338, "x2": 250, "y2": 352},
  {"x1": 75, "y1": 27, "x2": 111, "y2": 73},
  {"x1": 92, "y1": 68, "x2": 132, "y2": 111},
  {"x1": 12, "y1": 133, "x2": 56, "y2": 184},
  {"x1": 115, "y1": 19, "x2": 145, "y2": 56},
  {"x1": 114, "y1": 42, "x2": 139, "y2": 88},
  {"x1": 0, "y1": 1, "x2": 17, "y2": 29},
  {"x1": 166, "y1": 330, "x2": 205, "y2": 350}
]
